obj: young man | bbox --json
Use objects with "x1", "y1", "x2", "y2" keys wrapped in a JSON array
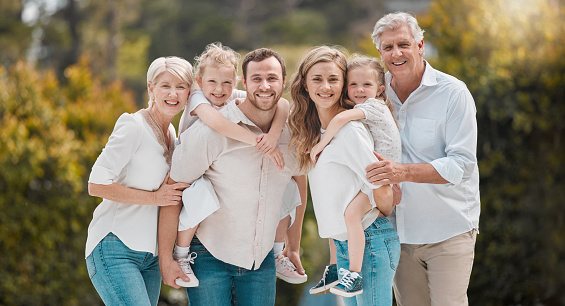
[
  {"x1": 366, "y1": 12, "x2": 481, "y2": 306},
  {"x1": 158, "y1": 48, "x2": 306, "y2": 305}
]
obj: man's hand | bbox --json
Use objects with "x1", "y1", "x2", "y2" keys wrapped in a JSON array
[
  {"x1": 159, "y1": 256, "x2": 190, "y2": 289},
  {"x1": 283, "y1": 248, "x2": 306, "y2": 276},
  {"x1": 365, "y1": 152, "x2": 407, "y2": 185}
]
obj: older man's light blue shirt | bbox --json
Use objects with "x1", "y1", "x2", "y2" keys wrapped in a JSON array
[{"x1": 386, "y1": 61, "x2": 480, "y2": 244}]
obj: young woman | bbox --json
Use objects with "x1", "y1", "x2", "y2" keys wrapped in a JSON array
[{"x1": 289, "y1": 46, "x2": 400, "y2": 305}]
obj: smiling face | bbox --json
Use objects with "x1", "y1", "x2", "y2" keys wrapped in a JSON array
[
  {"x1": 242, "y1": 56, "x2": 285, "y2": 112},
  {"x1": 148, "y1": 71, "x2": 190, "y2": 118},
  {"x1": 347, "y1": 67, "x2": 385, "y2": 104},
  {"x1": 305, "y1": 61, "x2": 344, "y2": 111},
  {"x1": 197, "y1": 64, "x2": 237, "y2": 107},
  {"x1": 378, "y1": 25, "x2": 425, "y2": 81}
]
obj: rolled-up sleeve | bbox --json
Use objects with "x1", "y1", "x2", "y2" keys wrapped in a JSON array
[
  {"x1": 430, "y1": 89, "x2": 478, "y2": 186},
  {"x1": 89, "y1": 113, "x2": 143, "y2": 185}
]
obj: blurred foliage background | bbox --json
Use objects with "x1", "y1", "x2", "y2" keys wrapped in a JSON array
[{"x1": 0, "y1": 0, "x2": 563, "y2": 305}]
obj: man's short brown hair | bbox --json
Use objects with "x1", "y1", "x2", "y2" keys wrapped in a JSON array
[{"x1": 242, "y1": 48, "x2": 286, "y2": 81}]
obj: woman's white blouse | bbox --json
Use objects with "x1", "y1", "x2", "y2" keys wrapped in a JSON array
[
  {"x1": 308, "y1": 121, "x2": 382, "y2": 241},
  {"x1": 85, "y1": 112, "x2": 173, "y2": 258}
]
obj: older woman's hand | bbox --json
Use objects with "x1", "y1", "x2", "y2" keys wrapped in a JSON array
[{"x1": 154, "y1": 173, "x2": 190, "y2": 206}]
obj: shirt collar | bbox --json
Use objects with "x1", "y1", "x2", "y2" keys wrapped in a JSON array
[
  {"x1": 420, "y1": 60, "x2": 438, "y2": 88},
  {"x1": 225, "y1": 99, "x2": 260, "y2": 128},
  {"x1": 385, "y1": 60, "x2": 438, "y2": 91}
]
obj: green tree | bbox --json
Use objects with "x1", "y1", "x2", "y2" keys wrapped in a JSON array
[
  {"x1": 0, "y1": 58, "x2": 136, "y2": 305},
  {"x1": 0, "y1": 0, "x2": 33, "y2": 67},
  {"x1": 419, "y1": 0, "x2": 565, "y2": 304}
]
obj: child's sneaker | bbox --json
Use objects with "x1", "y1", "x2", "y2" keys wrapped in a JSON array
[
  {"x1": 330, "y1": 268, "x2": 363, "y2": 297},
  {"x1": 309, "y1": 264, "x2": 339, "y2": 295},
  {"x1": 175, "y1": 252, "x2": 199, "y2": 287},
  {"x1": 275, "y1": 255, "x2": 308, "y2": 284}
]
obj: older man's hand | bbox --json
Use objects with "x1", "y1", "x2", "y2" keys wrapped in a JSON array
[{"x1": 366, "y1": 152, "x2": 407, "y2": 185}]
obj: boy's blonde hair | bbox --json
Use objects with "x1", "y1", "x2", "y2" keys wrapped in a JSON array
[
  {"x1": 194, "y1": 42, "x2": 240, "y2": 81},
  {"x1": 347, "y1": 54, "x2": 397, "y2": 125}
]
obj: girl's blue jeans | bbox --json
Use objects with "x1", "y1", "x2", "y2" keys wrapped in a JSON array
[
  {"x1": 334, "y1": 216, "x2": 400, "y2": 306},
  {"x1": 86, "y1": 232, "x2": 161, "y2": 306}
]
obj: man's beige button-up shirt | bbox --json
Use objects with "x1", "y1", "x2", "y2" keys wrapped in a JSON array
[{"x1": 170, "y1": 100, "x2": 299, "y2": 270}]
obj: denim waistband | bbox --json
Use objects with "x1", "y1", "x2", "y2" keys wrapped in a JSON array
[{"x1": 373, "y1": 216, "x2": 390, "y2": 226}]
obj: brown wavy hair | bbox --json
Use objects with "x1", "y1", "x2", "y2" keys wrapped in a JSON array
[{"x1": 289, "y1": 46, "x2": 354, "y2": 172}]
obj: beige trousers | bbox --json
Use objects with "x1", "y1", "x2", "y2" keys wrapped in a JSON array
[{"x1": 393, "y1": 229, "x2": 477, "y2": 306}]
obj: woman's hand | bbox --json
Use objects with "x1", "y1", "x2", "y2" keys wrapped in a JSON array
[{"x1": 153, "y1": 173, "x2": 190, "y2": 206}]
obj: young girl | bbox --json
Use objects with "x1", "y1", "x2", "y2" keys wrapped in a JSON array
[
  {"x1": 306, "y1": 54, "x2": 401, "y2": 298},
  {"x1": 172, "y1": 42, "x2": 306, "y2": 287}
]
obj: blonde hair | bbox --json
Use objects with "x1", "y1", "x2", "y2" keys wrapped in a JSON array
[
  {"x1": 347, "y1": 54, "x2": 398, "y2": 126},
  {"x1": 289, "y1": 46, "x2": 353, "y2": 172},
  {"x1": 194, "y1": 42, "x2": 240, "y2": 81},
  {"x1": 147, "y1": 56, "x2": 193, "y2": 107}
]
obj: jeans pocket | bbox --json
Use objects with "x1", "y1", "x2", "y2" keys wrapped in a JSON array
[
  {"x1": 385, "y1": 237, "x2": 400, "y2": 271},
  {"x1": 86, "y1": 254, "x2": 97, "y2": 279}
]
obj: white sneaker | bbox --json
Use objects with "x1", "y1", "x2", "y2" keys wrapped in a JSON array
[
  {"x1": 175, "y1": 252, "x2": 199, "y2": 287},
  {"x1": 275, "y1": 255, "x2": 307, "y2": 284}
]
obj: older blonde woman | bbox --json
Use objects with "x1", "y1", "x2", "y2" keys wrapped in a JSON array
[{"x1": 86, "y1": 57, "x2": 191, "y2": 305}]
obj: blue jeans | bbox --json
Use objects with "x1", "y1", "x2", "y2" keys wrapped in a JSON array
[
  {"x1": 187, "y1": 237, "x2": 276, "y2": 306},
  {"x1": 334, "y1": 217, "x2": 400, "y2": 306},
  {"x1": 86, "y1": 232, "x2": 161, "y2": 306}
]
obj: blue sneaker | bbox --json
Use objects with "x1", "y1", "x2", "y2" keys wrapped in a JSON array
[
  {"x1": 329, "y1": 268, "x2": 363, "y2": 297},
  {"x1": 309, "y1": 264, "x2": 339, "y2": 295}
]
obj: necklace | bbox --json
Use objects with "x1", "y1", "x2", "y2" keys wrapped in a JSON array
[{"x1": 140, "y1": 109, "x2": 174, "y2": 166}]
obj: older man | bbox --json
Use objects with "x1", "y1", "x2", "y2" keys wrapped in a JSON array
[
  {"x1": 366, "y1": 12, "x2": 480, "y2": 306},
  {"x1": 159, "y1": 48, "x2": 307, "y2": 305}
]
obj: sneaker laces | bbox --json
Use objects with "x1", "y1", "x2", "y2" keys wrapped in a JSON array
[
  {"x1": 279, "y1": 256, "x2": 298, "y2": 272},
  {"x1": 320, "y1": 265, "x2": 331, "y2": 286},
  {"x1": 338, "y1": 268, "x2": 360, "y2": 290},
  {"x1": 177, "y1": 252, "x2": 197, "y2": 274}
]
